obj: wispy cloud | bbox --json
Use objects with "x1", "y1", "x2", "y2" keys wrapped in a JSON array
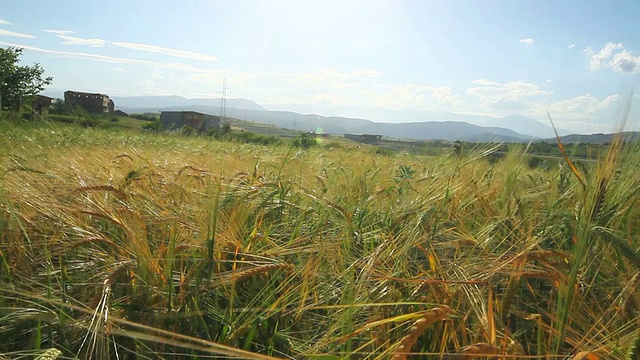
[
  {"x1": 548, "y1": 94, "x2": 620, "y2": 116},
  {"x1": 372, "y1": 84, "x2": 461, "y2": 108},
  {"x1": 44, "y1": 29, "x2": 75, "y2": 35},
  {"x1": 0, "y1": 29, "x2": 36, "y2": 39},
  {"x1": 169, "y1": 66, "x2": 455, "y2": 110},
  {"x1": 43, "y1": 31, "x2": 214, "y2": 62},
  {"x1": 57, "y1": 34, "x2": 106, "y2": 47},
  {"x1": 0, "y1": 40, "x2": 153, "y2": 65},
  {"x1": 467, "y1": 79, "x2": 550, "y2": 110},
  {"x1": 518, "y1": 38, "x2": 535, "y2": 45},
  {"x1": 111, "y1": 41, "x2": 218, "y2": 62},
  {"x1": 568, "y1": 44, "x2": 576, "y2": 49},
  {"x1": 0, "y1": 19, "x2": 11, "y2": 25},
  {"x1": 471, "y1": 79, "x2": 500, "y2": 86},
  {"x1": 586, "y1": 42, "x2": 640, "y2": 74},
  {"x1": 372, "y1": 84, "x2": 433, "y2": 108},
  {"x1": 44, "y1": 30, "x2": 106, "y2": 47}
]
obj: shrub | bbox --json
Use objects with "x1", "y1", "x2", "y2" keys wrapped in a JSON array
[
  {"x1": 180, "y1": 125, "x2": 197, "y2": 136},
  {"x1": 292, "y1": 133, "x2": 317, "y2": 149},
  {"x1": 527, "y1": 156, "x2": 544, "y2": 168},
  {"x1": 204, "y1": 123, "x2": 232, "y2": 139},
  {"x1": 232, "y1": 131, "x2": 280, "y2": 145},
  {"x1": 141, "y1": 119, "x2": 162, "y2": 132},
  {"x1": 220, "y1": 122, "x2": 232, "y2": 135},
  {"x1": 76, "y1": 116, "x2": 101, "y2": 128},
  {"x1": 375, "y1": 147, "x2": 395, "y2": 156},
  {"x1": 130, "y1": 113, "x2": 159, "y2": 121}
]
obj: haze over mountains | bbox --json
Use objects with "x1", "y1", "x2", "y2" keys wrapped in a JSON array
[{"x1": 113, "y1": 95, "x2": 574, "y2": 142}]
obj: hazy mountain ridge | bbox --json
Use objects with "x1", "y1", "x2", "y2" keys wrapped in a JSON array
[
  {"x1": 115, "y1": 96, "x2": 583, "y2": 142},
  {"x1": 263, "y1": 103, "x2": 570, "y2": 138},
  {"x1": 113, "y1": 96, "x2": 266, "y2": 112},
  {"x1": 120, "y1": 103, "x2": 531, "y2": 141},
  {"x1": 546, "y1": 131, "x2": 639, "y2": 144}
]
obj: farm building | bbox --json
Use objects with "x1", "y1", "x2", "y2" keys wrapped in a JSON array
[
  {"x1": 344, "y1": 133, "x2": 383, "y2": 143},
  {"x1": 111, "y1": 110, "x2": 129, "y2": 117},
  {"x1": 33, "y1": 95, "x2": 54, "y2": 113},
  {"x1": 160, "y1": 111, "x2": 220, "y2": 132},
  {"x1": 64, "y1": 90, "x2": 114, "y2": 114}
]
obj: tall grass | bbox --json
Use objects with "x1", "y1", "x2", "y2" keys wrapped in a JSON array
[{"x1": 0, "y1": 119, "x2": 638, "y2": 359}]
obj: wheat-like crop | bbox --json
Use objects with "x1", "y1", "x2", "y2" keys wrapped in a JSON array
[
  {"x1": 34, "y1": 348, "x2": 62, "y2": 360},
  {"x1": 391, "y1": 305, "x2": 451, "y2": 360}
]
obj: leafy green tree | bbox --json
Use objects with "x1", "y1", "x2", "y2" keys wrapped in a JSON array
[
  {"x1": 0, "y1": 47, "x2": 53, "y2": 112},
  {"x1": 50, "y1": 99, "x2": 74, "y2": 115}
]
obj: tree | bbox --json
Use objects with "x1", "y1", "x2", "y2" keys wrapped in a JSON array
[
  {"x1": 0, "y1": 47, "x2": 53, "y2": 112},
  {"x1": 50, "y1": 99, "x2": 67, "y2": 115}
]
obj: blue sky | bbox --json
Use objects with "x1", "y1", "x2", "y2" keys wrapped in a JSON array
[{"x1": 1, "y1": 0, "x2": 640, "y2": 133}]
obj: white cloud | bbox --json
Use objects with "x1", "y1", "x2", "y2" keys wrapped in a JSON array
[
  {"x1": 181, "y1": 66, "x2": 456, "y2": 110},
  {"x1": 0, "y1": 29, "x2": 36, "y2": 39},
  {"x1": 187, "y1": 67, "x2": 383, "y2": 93},
  {"x1": 373, "y1": 84, "x2": 432, "y2": 108},
  {"x1": 114, "y1": 68, "x2": 127, "y2": 73},
  {"x1": 568, "y1": 44, "x2": 576, "y2": 49},
  {"x1": 265, "y1": 93, "x2": 362, "y2": 107},
  {"x1": 44, "y1": 29, "x2": 75, "y2": 35},
  {"x1": 587, "y1": 43, "x2": 623, "y2": 70},
  {"x1": 0, "y1": 19, "x2": 11, "y2": 25},
  {"x1": 111, "y1": 41, "x2": 218, "y2": 62},
  {"x1": 471, "y1": 79, "x2": 500, "y2": 86},
  {"x1": 586, "y1": 43, "x2": 640, "y2": 73},
  {"x1": 519, "y1": 38, "x2": 534, "y2": 45},
  {"x1": 467, "y1": 79, "x2": 550, "y2": 110},
  {"x1": 547, "y1": 94, "x2": 620, "y2": 116},
  {"x1": 431, "y1": 86, "x2": 461, "y2": 106},
  {"x1": 363, "y1": 84, "x2": 462, "y2": 109},
  {"x1": 353, "y1": 68, "x2": 383, "y2": 78},
  {"x1": 609, "y1": 50, "x2": 640, "y2": 73},
  {"x1": 57, "y1": 35, "x2": 106, "y2": 47},
  {"x1": 0, "y1": 40, "x2": 153, "y2": 65}
]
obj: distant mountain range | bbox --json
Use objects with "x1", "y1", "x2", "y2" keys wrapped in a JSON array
[
  {"x1": 262, "y1": 103, "x2": 569, "y2": 139},
  {"x1": 543, "y1": 131, "x2": 639, "y2": 144},
  {"x1": 112, "y1": 95, "x2": 266, "y2": 112},
  {"x1": 111, "y1": 95, "x2": 633, "y2": 143}
]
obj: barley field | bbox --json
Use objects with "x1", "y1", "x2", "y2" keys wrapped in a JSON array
[{"x1": 0, "y1": 119, "x2": 638, "y2": 359}]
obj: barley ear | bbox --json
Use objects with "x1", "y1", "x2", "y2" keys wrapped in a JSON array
[
  {"x1": 391, "y1": 305, "x2": 451, "y2": 360},
  {"x1": 627, "y1": 332, "x2": 640, "y2": 360},
  {"x1": 35, "y1": 348, "x2": 63, "y2": 360},
  {"x1": 452, "y1": 342, "x2": 500, "y2": 360}
]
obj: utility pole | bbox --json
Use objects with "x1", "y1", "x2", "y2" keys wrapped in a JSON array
[{"x1": 218, "y1": 78, "x2": 230, "y2": 121}]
